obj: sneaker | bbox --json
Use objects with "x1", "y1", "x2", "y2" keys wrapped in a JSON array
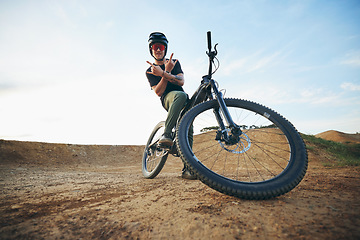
[
  {"x1": 181, "y1": 168, "x2": 197, "y2": 180},
  {"x1": 158, "y1": 133, "x2": 173, "y2": 146}
]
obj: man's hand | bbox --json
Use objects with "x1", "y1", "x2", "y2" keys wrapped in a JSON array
[
  {"x1": 146, "y1": 53, "x2": 178, "y2": 77},
  {"x1": 146, "y1": 61, "x2": 164, "y2": 77},
  {"x1": 165, "y1": 53, "x2": 178, "y2": 72}
]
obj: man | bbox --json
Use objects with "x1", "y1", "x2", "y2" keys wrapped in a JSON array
[{"x1": 145, "y1": 32, "x2": 195, "y2": 180}]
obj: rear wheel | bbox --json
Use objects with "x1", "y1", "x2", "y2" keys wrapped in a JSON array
[
  {"x1": 142, "y1": 121, "x2": 169, "y2": 179},
  {"x1": 176, "y1": 98, "x2": 308, "y2": 199}
]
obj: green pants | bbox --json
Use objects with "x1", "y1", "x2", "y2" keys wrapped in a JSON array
[{"x1": 163, "y1": 91, "x2": 193, "y2": 147}]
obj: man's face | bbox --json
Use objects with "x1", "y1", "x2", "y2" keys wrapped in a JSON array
[{"x1": 151, "y1": 43, "x2": 165, "y2": 60}]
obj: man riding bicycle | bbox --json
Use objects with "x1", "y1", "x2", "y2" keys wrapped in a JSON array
[{"x1": 145, "y1": 32, "x2": 196, "y2": 180}]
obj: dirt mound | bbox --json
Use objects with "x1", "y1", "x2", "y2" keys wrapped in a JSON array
[
  {"x1": 0, "y1": 139, "x2": 144, "y2": 167},
  {"x1": 315, "y1": 130, "x2": 360, "y2": 144}
]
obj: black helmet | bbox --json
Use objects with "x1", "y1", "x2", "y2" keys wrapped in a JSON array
[{"x1": 148, "y1": 32, "x2": 168, "y2": 60}]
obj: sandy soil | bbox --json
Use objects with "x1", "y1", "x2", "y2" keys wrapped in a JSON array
[{"x1": 0, "y1": 134, "x2": 359, "y2": 239}]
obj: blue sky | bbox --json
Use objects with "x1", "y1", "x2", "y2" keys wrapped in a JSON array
[{"x1": 0, "y1": 0, "x2": 359, "y2": 145}]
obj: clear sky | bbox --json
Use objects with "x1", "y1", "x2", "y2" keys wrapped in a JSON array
[{"x1": 0, "y1": 0, "x2": 359, "y2": 145}]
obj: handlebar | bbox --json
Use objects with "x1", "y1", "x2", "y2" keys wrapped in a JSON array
[
  {"x1": 206, "y1": 31, "x2": 218, "y2": 77},
  {"x1": 207, "y1": 31, "x2": 212, "y2": 52}
]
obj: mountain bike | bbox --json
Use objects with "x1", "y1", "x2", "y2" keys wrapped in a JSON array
[{"x1": 142, "y1": 31, "x2": 308, "y2": 200}]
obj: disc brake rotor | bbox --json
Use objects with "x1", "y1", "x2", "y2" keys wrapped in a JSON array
[{"x1": 218, "y1": 132, "x2": 251, "y2": 154}]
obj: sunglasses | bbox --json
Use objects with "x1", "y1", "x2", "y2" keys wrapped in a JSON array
[{"x1": 151, "y1": 43, "x2": 165, "y2": 51}]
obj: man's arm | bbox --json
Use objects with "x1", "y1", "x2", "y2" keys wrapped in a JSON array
[
  {"x1": 150, "y1": 73, "x2": 184, "y2": 96},
  {"x1": 151, "y1": 76, "x2": 168, "y2": 97},
  {"x1": 146, "y1": 62, "x2": 169, "y2": 97},
  {"x1": 163, "y1": 72, "x2": 184, "y2": 86},
  {"x1": 163, "y1": 53, "x2": 184, "y2": 86}
]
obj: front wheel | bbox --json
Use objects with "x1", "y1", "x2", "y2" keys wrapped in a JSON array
[
  {"x1": 142, "y1": 121, "x2": 169, "y2": 179},
  {"x1": 176, "y1": 98, "x2": 308, "y2": 199}
]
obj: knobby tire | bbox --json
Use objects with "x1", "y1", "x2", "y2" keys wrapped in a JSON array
[{"x1": 176, "y1": 98, "x2": 308, "y2": 199}]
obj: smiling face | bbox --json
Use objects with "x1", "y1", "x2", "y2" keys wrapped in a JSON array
[{"x1": 151, "y1": 43, "x2": 166, "y2": 61}]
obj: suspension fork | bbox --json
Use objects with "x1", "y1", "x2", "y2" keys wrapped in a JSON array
[{"x1": 209, "y1": 79, "x2": 242, "y2": 142}]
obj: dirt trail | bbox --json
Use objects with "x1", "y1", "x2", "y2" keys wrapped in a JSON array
[{"x1": 0, "y1": 138, "x2": 359, "y2": 239}]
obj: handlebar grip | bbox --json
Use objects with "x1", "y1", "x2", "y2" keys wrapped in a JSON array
[{"x1": 207, "y1": 31, "x2": 212, "y2": 51}]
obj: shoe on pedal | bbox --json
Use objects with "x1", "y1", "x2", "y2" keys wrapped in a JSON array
[{"x1": 159, "y1": 133, "x2": 173, "y2": 146}]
